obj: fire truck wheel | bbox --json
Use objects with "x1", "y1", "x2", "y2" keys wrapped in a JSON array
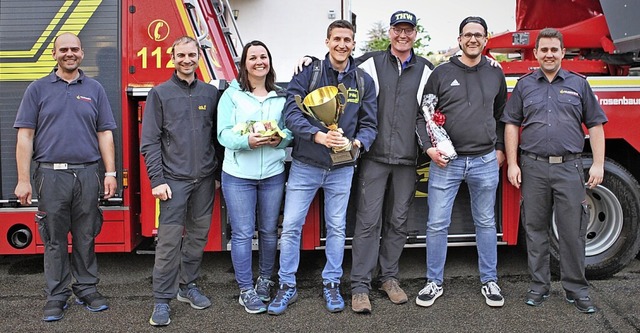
[{"x1": 549, "y1": 156, "x2": 640, "y2": 279}]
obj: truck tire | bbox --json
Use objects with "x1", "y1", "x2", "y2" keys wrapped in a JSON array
[{"x1": 550, "y1": 156, "x2": 640, "y2": 279}]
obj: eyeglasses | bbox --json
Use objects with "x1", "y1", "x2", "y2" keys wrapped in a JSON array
[
  {"x1": 460, "y1": 32, "x2": 486, "y2": 40},
  {"x1": 391, "y1": 27, "x2": 415, "y2": 36}
]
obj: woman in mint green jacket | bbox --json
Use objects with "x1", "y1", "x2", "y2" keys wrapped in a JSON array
[{"x1": 217, "y1": 40, "x2": 292, "y2": 314}]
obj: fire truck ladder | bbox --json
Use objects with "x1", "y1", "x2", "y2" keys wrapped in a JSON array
[
  {"x1": 183, "y1": 0, "x2": 242, "y2": 83},
  {"x1": 211, "y1": 0, "x2": 244, "y2": 60}
]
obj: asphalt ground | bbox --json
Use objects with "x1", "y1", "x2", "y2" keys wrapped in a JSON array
[{"x1": 1, "y1": 246, "x2": 638, "y2": 333}]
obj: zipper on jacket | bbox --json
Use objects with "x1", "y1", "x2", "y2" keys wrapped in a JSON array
[{"x1": 189, "y1": 87, "x2": 198, "y2": 178}]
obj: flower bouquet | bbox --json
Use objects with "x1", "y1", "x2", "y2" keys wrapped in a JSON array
[
  {"x1": 422, "y1": 94, "x2": 457, "y2": 161},
  {"x1": 232, "y1": 120, "x2": 287, "y2": 138}
]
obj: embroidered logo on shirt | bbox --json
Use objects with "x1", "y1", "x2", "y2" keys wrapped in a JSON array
[
  {"x1": 198, "y1": 105, "x2": 207, "y2": 111},
  {"x1": 559, "y1": 89, "x2": 579, "y2": 97},
  {"x1": 347, "y1": 87, "x2": 360, "y2": 104},
  {"x1": 76, "y1": 95, "x2": 92, "y2": 102},
  {"x1": 450, "y1": 79, "x2": 460, "y2": 86}
]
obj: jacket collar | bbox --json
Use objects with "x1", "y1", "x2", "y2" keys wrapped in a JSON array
[
  {"x1": 171, "y1": 71, "x2": 199, "y2": 88},
  {"x1": 386, "y1": 46, "x2": 416, "y2": 67}
]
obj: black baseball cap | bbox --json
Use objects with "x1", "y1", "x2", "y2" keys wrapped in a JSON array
[
  {"x1": 390, "y1": 10, "x2": 417, "y2": 27},
  {"x1": 459, "y1": 16, "x2": 488, "y2": 34}
]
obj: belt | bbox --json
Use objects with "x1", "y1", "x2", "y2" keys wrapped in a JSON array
[
  {"x1": 38, "y1": 162, "x2": 97, "y2": 170},
  {"x1": 520, "y1": 151, "x2": 581, "y2": 164}
]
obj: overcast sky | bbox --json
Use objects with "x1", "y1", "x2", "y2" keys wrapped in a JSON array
[{"x1": 351, "y1": 0, "x2": 516, "y2": 54}]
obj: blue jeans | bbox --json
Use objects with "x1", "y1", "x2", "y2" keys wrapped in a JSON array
[
  {"x1": 278, "y1": 159, "x2": 354, "y2": 286},
  {"x1": 222, "y1": 171, "x2": 285, "y2": 290},
  {"x1": 426, "y1": 150, "x2": 499, "y2": 285}
]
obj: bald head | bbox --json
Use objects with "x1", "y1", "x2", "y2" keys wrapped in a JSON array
[
  {"x1": 52, "y1": 32, "x2": 84, "y2": 78},
  {"x1": 53, "y1": 32, "x2": 82, "y2": 49}
]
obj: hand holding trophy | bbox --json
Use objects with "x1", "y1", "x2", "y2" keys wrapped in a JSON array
[
  {"x1": 422, "y1": 94, "x2": 457, "y2": 162},
  {"x1": 295, "y1": 83, "x2": 360, "y2": 165}
]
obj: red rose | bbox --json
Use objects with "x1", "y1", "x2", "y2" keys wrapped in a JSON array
[{"x1": 433, "y1": 111, "x2": 446, "y2": 126}]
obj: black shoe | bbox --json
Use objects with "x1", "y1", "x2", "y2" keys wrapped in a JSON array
[
  {"x1": 43, "y1": 300, "x2": 68, "y2": 322},
  {"x1": 524, "y1": 290, "x2": 549, "y2": 306},
  {"x1": 566, "y1": 296, "x2": 597, "y2": 313},
  {"x1": 76, "y1": 292, "x2": 109, "y2": 312}
]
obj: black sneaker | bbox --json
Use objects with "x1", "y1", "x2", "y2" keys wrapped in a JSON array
[
  {"x1": 75, "y1": 292, "x2": 109, "y2": 312},
  {"x1": 481, "y1": 281, "x2": 504, "y2": 307},
  {"x1": 566, "y1": 296, "x2": 597, "y2": 313},
  {"x1": 43, "y1": 300, "x2": 68, "y2": 322},
  {"x1": 255, "y1": 276, "x2": 275, "y2": 302},
  {"x1": 525, "y1": 290, "x2": 549, "y2": 306}
]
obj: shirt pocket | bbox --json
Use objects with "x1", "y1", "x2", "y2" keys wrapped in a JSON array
[
  {"x1": 523, "y1": 94, "x2": 543, "y2": 110},
  {"x1": 557, "y1": 93, "x2": 580, "y2": 106},
  {"x1": 522, "y1": 94, "x2": 544, "y2": 122},
  {"x1": 556, "y1": 93, "x2": 582, "y2": 122}
]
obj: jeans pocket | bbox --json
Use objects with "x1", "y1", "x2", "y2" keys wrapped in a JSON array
[
  {"x1": 480, "y1": 150, "x2": 497, "y2": 164},
  {"x1": 35, "y1": 211, "x2": 49, "y2": 243}
]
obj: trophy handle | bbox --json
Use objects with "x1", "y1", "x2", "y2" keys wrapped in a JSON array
[
  {"x1": 294, "y1": 95, "x2": 304, "y2": 111},
  {"x1": 295, "y1": 95, "x2": 314, "y2": 118},
  {"x1": 337, "y1": 83, "x2": 348, "y2": 107},
  {"x1": 334, "y1": 83, "x2": 348, "y2": 123}
]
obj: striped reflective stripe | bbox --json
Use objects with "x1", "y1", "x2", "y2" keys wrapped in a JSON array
[
  {"x1": 506, "y1": 76, "x2": 640, "y2": 92},
  {"x1": 0, "y1": 0, "x2": 102, "y2": 81}
]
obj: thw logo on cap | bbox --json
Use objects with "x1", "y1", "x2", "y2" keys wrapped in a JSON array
[{"x1": 390, "y1": 10, "x2": 417, "y2": 26}]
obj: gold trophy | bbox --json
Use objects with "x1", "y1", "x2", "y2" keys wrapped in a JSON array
[{"x1": 295, "y1": 83, "x2": 360, "y2": 165}]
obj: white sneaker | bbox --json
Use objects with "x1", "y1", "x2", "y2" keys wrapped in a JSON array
[{"x1": 416, "y1": 282, "x2": 443, "y2": 307}]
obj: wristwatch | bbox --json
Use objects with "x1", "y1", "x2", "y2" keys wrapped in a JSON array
[{"x1": 105, "y1": 171, "x2": 117, "y2": 177}]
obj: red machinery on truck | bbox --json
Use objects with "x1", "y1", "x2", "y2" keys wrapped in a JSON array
[
  {"x1": 483, "y1": 0, "x2": 640, "y2": 278},
  {"x1": 0, "y1": 0, "x2": 639, "y2": 279}
]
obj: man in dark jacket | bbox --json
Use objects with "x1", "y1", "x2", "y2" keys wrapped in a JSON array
[
  {"x1": 349, "y1": 10, "x2": 434, "y2": 313},
  {"x1": 415, "y1": 16, "x2": 507, "y2": 309},
  {"x1": 268, "y1": 20, "x2": 377, "y2": 316},
  {"x1": 141, "y1": 36, "x2": 221, "y2": 326}
]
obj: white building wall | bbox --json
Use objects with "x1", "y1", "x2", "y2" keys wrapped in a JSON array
[{"x1": 228, "y1": 0, "x2": 352, "y2": 82}]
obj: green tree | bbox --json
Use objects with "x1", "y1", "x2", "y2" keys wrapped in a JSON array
[{"x1": 359, "y1": 19, "x2": 432, "y2": 57}]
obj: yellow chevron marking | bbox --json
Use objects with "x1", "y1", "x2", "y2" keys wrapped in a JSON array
[{"x1": 0, "y1": 0, "x2": 102, "y2": 81}]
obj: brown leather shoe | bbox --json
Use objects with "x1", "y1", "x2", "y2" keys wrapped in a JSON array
[
  {"x1": 379, "y1": 279, "x2": 408, "y2": 304},
  {"x1": 351, "y1": 293, "x2": 371, "y2": 313}
]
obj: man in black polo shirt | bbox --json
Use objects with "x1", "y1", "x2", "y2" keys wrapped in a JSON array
[
  {"x1": 14, "y1": 32, "x2": 117, "y2": 322},
  {"x1": 502, "y1": 27, "x2": 607, "y2": 313}
]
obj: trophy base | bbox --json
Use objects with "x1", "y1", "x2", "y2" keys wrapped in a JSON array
[{"x1": 330, "y1": 148, "x2": 360, "y2": 166}]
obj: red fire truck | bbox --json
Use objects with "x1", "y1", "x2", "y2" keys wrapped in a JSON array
[
  {"x1": 0, "y1": 0, "x2": 638, "y2": 279},
  {"x1": 0, "y1": 0, "x2": 240, "y2": 253}
]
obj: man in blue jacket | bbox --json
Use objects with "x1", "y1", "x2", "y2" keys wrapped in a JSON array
[{"x1": 268, "y1": 20, "x2": 377, "y2": 315}]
